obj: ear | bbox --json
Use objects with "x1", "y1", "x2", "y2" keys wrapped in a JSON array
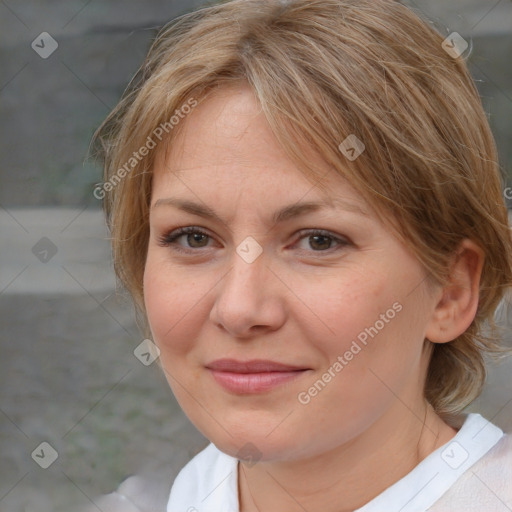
[{"x1": 425, "y1": 239, "x2": 484, "y2": 344}]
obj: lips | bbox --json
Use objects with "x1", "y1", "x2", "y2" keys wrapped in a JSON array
[
  {"x1": 205, "y1": 358, "x2": 308, "y2": 373},
  {"x1": 205, "y1": 359, "x2": 310, "y2": 393}
]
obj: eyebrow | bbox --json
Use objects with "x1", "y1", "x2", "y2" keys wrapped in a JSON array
[{"x1": 151, "y1": 197, "x2": 368, "y2": 225}]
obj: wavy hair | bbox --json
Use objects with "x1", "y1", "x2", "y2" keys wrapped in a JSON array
[{"x1": 92, "y1": 0, "x2": 512, "y2": 416}]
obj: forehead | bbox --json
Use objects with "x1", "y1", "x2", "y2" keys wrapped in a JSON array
[
  {"x1": 155, "y1": 84, "x2": 294, "y2": 177},
  {"x1": 151, "y1": 85, "x2": 369, "y2": 213}
]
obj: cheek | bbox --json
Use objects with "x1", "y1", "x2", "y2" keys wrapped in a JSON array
[
  {"x1": 143, "y1": 256, "x2": 203, "y2": 359},
  {"x1": 297, "y1": 263, "x2": 427, "y2": 388},
  {"x1": 297, "y1": 268, "x2": 398, "y2": 352}
]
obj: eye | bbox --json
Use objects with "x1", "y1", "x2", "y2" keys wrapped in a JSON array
[
  {"x1": 157, "y1": 226, "x2": 213, "y2": 253},
  {"x1": 157, "y1": 226, "x2": 350, "y2": 255},
  {"x1": 293, "y1": 229, "x2": 350, "y2": 253}
]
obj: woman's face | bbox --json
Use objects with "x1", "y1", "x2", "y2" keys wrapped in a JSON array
[{"x1": 144, "y1": 84, "x2": 440, "y2": 462}]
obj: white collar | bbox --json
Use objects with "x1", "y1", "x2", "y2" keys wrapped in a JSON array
[{"x1": 167, "y1": 413, "x2": 504, "y2": 512}]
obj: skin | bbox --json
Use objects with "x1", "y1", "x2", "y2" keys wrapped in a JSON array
[{"x1": 143, "y1": 83, "x2": 484, "y2": 512}]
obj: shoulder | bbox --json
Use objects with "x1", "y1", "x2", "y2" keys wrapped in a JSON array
[
  {"x1": 169, "y1": 441, "x2": 235, "y2": 489},
  {"x1": 76, "y1": 443, "x2": 219, "y2": 512},
  {"x1": 75, "y1": 449, "x2": 198, "y2": 512},
  {"x1": 428, "y1": 432, "x2": 512, "y2": 511},
  {"x1": 77, "y1": 472, "x2": 175, "y2": 512},
  {"x1": 167, "y1": 442, "x2": 240, "y2": 511}
]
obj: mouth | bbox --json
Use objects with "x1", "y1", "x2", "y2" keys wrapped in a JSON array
[{"x1": 205, "y1": 359, "x2": 310, "y2": 394}]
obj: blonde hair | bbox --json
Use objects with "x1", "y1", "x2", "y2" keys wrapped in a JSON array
[{"x1": 92, "y1": 0, "x2": 512, "y2": 416}]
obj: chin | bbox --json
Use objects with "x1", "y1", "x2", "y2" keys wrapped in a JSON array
[{"x1": 206, "y1": 428, "x2": 311, "y2": 464}]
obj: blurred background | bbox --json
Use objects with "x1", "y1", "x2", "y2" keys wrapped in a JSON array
[{"x1": 0, "y1": 0, "x2": 511, "y2": 510}]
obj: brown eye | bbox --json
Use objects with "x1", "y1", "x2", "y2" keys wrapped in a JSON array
[
  {"x1": 295, "y1": 229, "x2": 350, "y2": 253},
  {"x1": 185, "y1": 232, "x2": 209, "y2": 248},
  {"x1": 158, "y1": 227, "x2": 213, "y2": 252},
  {"x1": 308, "y1": 234, "x2": 334, "y2": 251}
]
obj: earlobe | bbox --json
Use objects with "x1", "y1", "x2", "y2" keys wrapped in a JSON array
[{"x1": 425, "y1": 240, "x2": 484, "y2": 344}]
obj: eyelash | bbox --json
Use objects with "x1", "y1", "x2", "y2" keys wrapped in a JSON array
[{"x1": 157, "y1": 226, "x2": 350, "y2": 255}]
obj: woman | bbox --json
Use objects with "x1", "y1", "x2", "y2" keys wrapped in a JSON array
[{"x1": 92, "y1": 0, "x2": 512, "y2": 510}]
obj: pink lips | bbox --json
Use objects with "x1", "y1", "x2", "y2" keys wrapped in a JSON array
[{"x1": 206, "y1": 358, "x2": 309, "y2": 394}]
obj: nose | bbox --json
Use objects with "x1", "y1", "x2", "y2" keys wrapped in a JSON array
[{"x1": 209, "y1": 245, "x2": 287, "y2": 338}]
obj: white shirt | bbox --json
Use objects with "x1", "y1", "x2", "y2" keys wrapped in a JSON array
[{"x1": 167, "y1": 413, "x2": 512, "y2": 512}]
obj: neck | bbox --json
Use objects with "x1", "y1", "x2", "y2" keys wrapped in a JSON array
[{"x1": 238, "y1": 401, "x2": 458, "y2": 512}]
